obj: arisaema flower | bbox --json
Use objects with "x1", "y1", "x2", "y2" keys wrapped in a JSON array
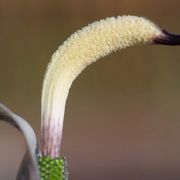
[{"x1": 0, "y1": 15, "x2": 180, "y2": 180}]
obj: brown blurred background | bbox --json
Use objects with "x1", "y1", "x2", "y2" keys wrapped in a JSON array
[{"x1": 0, "y1": 0, "x2": 180, "y2": 179}]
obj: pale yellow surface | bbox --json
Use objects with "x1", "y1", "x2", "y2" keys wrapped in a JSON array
[{"x1": 41, "y1": 15, "x2": 162, "y2": 156}]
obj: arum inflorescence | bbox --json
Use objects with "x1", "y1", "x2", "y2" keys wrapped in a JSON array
[{"x1": 0, "y1": 15, "x2": 180, "y2": 179}]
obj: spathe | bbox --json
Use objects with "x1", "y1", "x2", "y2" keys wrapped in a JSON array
[{"x1": 0, "y1": 103, "x2": 39, "y2": 180}]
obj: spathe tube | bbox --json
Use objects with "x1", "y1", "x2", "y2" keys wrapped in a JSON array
[{"x1": 0, "y1": 103, "x2": 39, "y2": 180}]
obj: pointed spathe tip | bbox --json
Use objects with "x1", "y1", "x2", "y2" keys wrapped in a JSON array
[{"x1": 153, "y1": 30, "x2": 180, "y2": 45}]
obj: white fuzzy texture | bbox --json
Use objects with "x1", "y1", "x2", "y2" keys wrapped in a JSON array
[{"x1": 41, "y1": 15, "x2": 162, "y2": 157}]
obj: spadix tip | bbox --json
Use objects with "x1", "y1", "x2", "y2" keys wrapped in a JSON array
[{"x1": 153, "y1": 30, "x2": 180, "y2": 45}]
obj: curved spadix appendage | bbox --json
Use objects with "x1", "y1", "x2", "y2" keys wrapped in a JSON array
[{"x1": 41, "y1": 15, "x2": 180, "y2": 157}]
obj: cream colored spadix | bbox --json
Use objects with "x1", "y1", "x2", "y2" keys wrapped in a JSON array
[{"x1": 41, "y1": 15, "x2": 163, "y2": 157}]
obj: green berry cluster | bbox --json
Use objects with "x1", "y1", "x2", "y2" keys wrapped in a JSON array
[{"x1": 38, "y1": 156, "x2": 68, "y2": 180}]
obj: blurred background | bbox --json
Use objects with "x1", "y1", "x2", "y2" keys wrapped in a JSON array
[{"x1": 0, "y1": 0, "x2": 180, "y2": 179}]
